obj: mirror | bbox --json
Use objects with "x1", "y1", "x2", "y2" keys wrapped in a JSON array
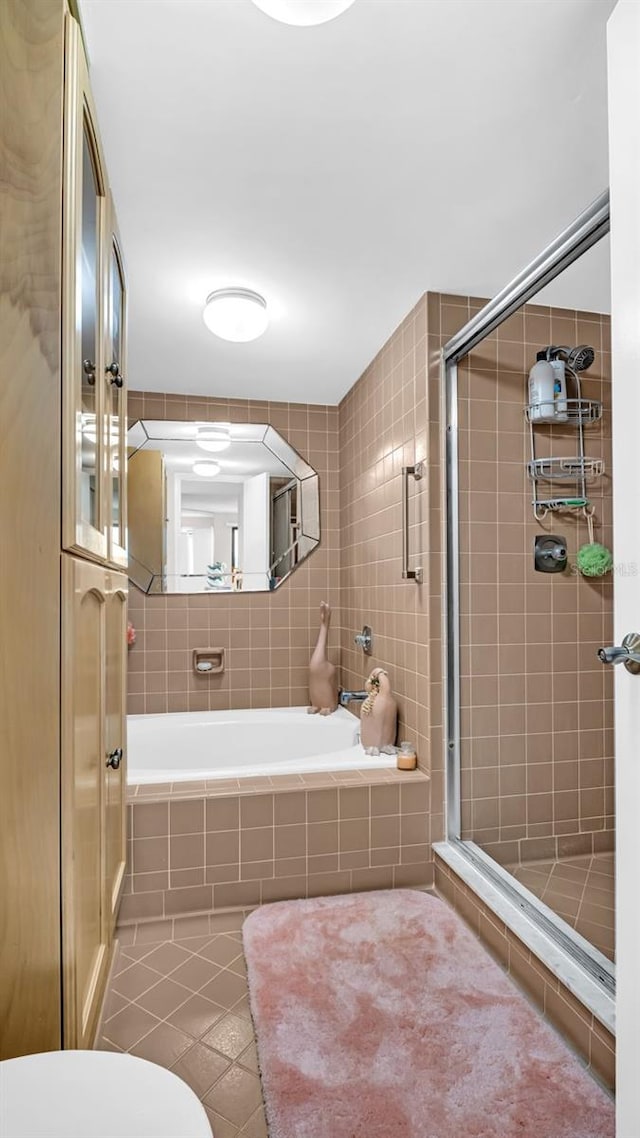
[{"x1": 127, "y1": 420, "x2": 320, "y2": 594}]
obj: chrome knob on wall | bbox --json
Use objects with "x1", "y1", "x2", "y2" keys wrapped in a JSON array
[
  {"x1": 354, "y1": 625, "x2": 372, "y2": 654},
  {"x1": 598, "y1": 633, "x2": 640, "y2": 675}
]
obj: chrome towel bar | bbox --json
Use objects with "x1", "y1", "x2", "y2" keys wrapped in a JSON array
[{"x1": 402, "y1": 461, "x2": 423, "y2": 583}]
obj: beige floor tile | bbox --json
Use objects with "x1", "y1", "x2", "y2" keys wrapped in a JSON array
[
  {"x1": 102, "y1": 1003, "x2": 160, "y2": 1050},
  {"x1": 204, "y1": 1065, "x2": 263, "y2": 1128},
  {"x1": 170, "y1": 954, "x2": 223, "y2": 992},
  {"x1": 103, "y1": 915, "x2": 265, "y2": 1131},
  {"x1": 202, "y1": 1013, "x2": 254, "y2": 1061},
  {"x1": 237, "y1": 1041, "x2": 259, "y2": 1075},
  {"x1": 242, "y1": 1105, "x2": 269, "y2": 1137},
  {"x1": 199, "y1": 935, "x2": 245, "y2": 968},
  {"x1": 135, "y1": 977, "x2": 193, "y2": 1018},
  {"x1": 112, "y1": 961, "x2": 162, "y2": 1001},
  {"x1": 199, "y1": 969, "x2": 247, "y2": 1009},
  {"x1": 203, "y1": 1108, "x2": 239, "y2": 1138},
  {"x1": 170, "y1": 1041, "x2": 230, "y2": 1098},
  {"x1": 167, "y1": 993, "x2": 227, "y2": 1038},
  {"x1": 142, "y1": 942, "x2": 192, "y2": 976},
  {"x1": 130, "y1": 1021, "x2": 193, "y2": 1067}
]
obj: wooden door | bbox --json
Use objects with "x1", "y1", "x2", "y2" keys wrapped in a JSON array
[
  {"x1": 103, "y1": 571, "x2": 128, "y2": 934},
  {"x1": 0, "y1": 0, "x2": 65, "y2": 1059},
  {"x1": 62, "y1": 554, "x2": 109, "y2": 1049},
  {"x1": 62, "y1": 13, "x2": 109, "y2": 563}
]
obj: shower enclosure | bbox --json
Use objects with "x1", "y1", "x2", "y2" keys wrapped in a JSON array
[{"x1": 440, "y1": 192, "x2": 615, "y2": 994}]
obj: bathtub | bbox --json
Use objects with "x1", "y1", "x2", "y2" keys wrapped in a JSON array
[{"x1": 127, "y1": 706, "x2": 397, "y2": 784}]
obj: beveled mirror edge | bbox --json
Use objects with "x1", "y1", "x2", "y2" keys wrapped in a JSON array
[{"x1": 126, "y1": 419, "x2": 321, "y2": 595}]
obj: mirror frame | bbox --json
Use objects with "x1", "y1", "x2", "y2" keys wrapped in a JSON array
[{"x1": 127, "y1": 419, "x2": 321, "y2": 594}]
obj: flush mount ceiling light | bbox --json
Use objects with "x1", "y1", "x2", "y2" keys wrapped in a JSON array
[
  {"x1": 193, "y1": 460, "x2": 221, "y2": 477},
  {"x1": 196, "y1": 425, "x2": 232, "y2": 454},
  {"x1": 203, "y1": 288, "x2": 268, "y2": 343},
  {"x1": 252, "y1": 0, "x2": 356, "y2": 25}
]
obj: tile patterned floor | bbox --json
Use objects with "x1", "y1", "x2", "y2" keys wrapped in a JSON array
[
  {"x1": 98, "y1": 911, "x2": 266, "y2": 1138},
  {"x1": 507, "y1": 852, "x2": 615, "y2": 961}
]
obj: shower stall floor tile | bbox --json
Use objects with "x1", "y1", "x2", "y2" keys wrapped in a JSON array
[{"x1": 506, "y1": 852, "x2": 614, "y2": 962}]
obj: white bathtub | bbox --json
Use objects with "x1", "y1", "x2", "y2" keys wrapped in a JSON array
[{"x1": 127, "y1": 706, "x2": 397, "y2": 784}]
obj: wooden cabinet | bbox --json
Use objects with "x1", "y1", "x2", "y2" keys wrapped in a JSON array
[
  {"x1": 62, "y1": 15, "x2": 128, "y2": 569},
  {"x1": 62, "y1": 556, "x2": 128, "y2": 1048},
  {"x1": 1, "y1": 2, "x2": 129, "y2": 1059},
  {"x1": 59, "y1": 13, "x2": 129, "y2": 1050}
]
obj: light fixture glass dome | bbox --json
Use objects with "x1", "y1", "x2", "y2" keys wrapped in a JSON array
[
  {"x1": 203, "y1": 288, "x2": 268, "y2": 343},
  {"x1": 252, "y1": 0, "x2": 355, "y2": 25},
  {"x1": 196, "y1": 425, "x2": 231, "y2": 454},
  {"x1": 193, "y1": 461, "x2": 221, "y2": 477}
]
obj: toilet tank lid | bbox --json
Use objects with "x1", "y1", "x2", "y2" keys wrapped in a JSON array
[{"x1": 0, "y1": 1050, "x2": 213, "y2": 1138}]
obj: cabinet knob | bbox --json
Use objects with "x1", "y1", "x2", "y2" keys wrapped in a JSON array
[
  {"x1": 106, "y1": 747, "x2": 123, "y2": 770},
  {"x1": 83, "y1": 358, "x2": 96, "y2": 386},
  {"x1": 106, "y1": 361, "x2": 125, "y2": 389}
]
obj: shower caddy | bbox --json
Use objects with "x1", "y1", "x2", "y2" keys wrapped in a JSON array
[{"x1": 525, "y1": 354, "x2": 603, "y2": 521}]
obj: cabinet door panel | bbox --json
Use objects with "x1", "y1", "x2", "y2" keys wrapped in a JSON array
[
  {"x1": 62, "y1": 14, "x2": 108, "y2": 562},
  {"x1": 104, "y1": 572, "x2": 128, "y2": 932},
  {"x1": 62, "y1": 554, "x2": 109, "y2": 1049}
]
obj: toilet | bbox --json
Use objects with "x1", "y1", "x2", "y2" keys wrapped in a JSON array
[{"x1": 0, "y1": 1050, "x2": 213, "y2": 1138}]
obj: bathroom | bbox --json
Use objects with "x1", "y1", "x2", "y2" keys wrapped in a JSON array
[{"x1": 1, "y1": 0, "x2": 639, "y2": 1135}]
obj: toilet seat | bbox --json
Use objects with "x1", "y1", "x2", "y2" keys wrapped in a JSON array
[{"x1": 0, "y1": 1050, "x2": 213, "y2": 1138}]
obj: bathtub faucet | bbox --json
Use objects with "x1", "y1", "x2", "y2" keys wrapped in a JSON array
[{"x1": 339, "y1": 689, "x2": 368, "y2": 707}]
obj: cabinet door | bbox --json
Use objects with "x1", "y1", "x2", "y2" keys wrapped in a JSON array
[
  {"x1": 105, "y1": 198, "x2": 128, "y2": 568},
  {"x1": 62, "y1": 14, "x2": 109, "y2": 562},
  {"x1": 104, "y1": 571, "x2": 128, "y2": 934},
  {"x1": 62, "y1": 554, "x2": 109, "y2": 1049}
]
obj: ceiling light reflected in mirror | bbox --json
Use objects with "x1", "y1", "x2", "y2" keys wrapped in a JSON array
[
  {"x1": 193, "y1": 461, "x2": 221, "y2": 477},
  {"x1": 196, "y1": 425, "x2": 232, "y2": 453}
]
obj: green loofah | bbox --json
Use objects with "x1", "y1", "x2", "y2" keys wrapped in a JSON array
[{"x1": 576, "y1": 542, "x2": 613, "y2": 577}]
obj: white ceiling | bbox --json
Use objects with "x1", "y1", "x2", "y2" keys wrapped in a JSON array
[{"x1": 79, "y1": 0, "x2": 615, "y2": 405}]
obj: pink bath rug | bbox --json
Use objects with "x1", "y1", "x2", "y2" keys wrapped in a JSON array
[{"x1": 242, "y1": 890, "x2": 613, "y2": 1138}]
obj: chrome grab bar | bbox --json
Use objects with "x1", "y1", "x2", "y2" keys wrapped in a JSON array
[{"x1": 402, "y1": 461, "x2": 423, "y2": 583}]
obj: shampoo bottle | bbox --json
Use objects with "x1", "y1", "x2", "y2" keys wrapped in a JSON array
[{"x1": 528, "y1": 360, "x2": 555, "y2": 421}]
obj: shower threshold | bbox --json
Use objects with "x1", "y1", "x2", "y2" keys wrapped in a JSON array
[{"x1": 433, "y1": 838, "x2": 615, "y2": 1035}]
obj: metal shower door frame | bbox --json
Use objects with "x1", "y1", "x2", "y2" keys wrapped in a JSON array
[{"x1": 442, "y1": 190, "x2": 610, "y2": 842}]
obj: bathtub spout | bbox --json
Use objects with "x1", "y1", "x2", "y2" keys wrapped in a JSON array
[{"x1": 339, "y1": 690, "x2": 368, "y2": 707}]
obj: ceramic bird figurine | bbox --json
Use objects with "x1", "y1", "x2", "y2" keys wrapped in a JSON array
[
  {"x1": 308, "y1": 601, "x2": 338, "y2": 715},
  {"x1": 360, "y1": 667, "x2": 398, "y2": 749}
]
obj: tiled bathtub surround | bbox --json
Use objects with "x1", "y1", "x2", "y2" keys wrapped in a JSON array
[
  {"x1": 448, "y1": 296, "x2": 614, "y2": 854},
  {"x1": 120, "y1": 772, "x2": 432, "y2": 922},
  {"x1": 127, "y1": 391, "x2": 340, "y2": 716}
]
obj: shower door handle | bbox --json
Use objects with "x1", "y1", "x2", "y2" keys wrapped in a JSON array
[
  {"x1": 598, "y1": 633, "x2": 640, "y2": 675},
  {"x1": 402, "y1": 462, "x2": 423, "y2": 583}
]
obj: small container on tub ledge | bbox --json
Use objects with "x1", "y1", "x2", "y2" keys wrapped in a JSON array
[
  {"x1": 397, "y1": 741, "x2": 418, "y2": 771},
  {"x1": 193, "y1": 648, "x2": 225, "y2": 675}
]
